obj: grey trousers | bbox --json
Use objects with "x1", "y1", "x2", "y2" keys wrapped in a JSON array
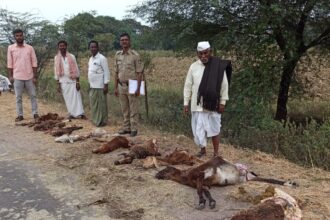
[{"x1": 14, "y1": 79, "x2": 38, "y2": 116}]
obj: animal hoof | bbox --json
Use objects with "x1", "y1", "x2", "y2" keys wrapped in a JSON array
[
  {"x1": 196, "y1": 204, "x2": 205, "y2": 210},
  {"x1": 284, "y1": 180, "x2": 298, "y2": 187},
  {"x1": 209, "y1": 200, "x2": 216, "y2": 209},
  {"x1": 114, "y1": 161, "x2": 120, "y2": 165},
  {"x1": 196, "y1": 202, "x2": 206, "y2": 210}
]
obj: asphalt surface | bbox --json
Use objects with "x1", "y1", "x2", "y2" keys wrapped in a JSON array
[{"x1": 0, "y1": 120, "x2": 109, "y2": 220}]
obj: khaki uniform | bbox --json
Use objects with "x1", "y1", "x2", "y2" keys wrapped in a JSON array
[{"x1": 115, "y1": 49, "x2": 143, "y2": 132}]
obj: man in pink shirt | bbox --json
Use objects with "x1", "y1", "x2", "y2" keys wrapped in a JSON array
[{"x1": 7, "y1": 29, "x2": 39, "y2": 122}]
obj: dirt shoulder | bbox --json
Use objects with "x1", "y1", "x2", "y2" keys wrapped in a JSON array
[{"x1": 0, "y1": 92, "x2": 329, "y2": 220}]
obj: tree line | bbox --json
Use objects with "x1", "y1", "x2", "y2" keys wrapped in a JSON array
[
  {"x1": 132, "y1": 0, "x2": 330, "y2": 121},
  {"x1": 1, "y1": 0, "x2": 330, "y2": 122}
]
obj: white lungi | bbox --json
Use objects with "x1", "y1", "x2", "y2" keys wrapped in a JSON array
[
  {"x1": 55, "y1": 54, "x2": 84, "y2": 117},
  {"x1": 61, "y1": 82, "x2": 84, "y2": 117},
  {"x1": 191, "y1": 111, "x2": 221, "y2": 148}
]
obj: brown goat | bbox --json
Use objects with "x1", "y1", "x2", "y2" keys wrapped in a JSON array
[
  {"x1": 37, "y1": 113, "x2": 64, "y2": 122},
  {"x1": 231, "y1": 187, "x2": 302, "y2": 220},
  {"x1": 92, "y1": 136, "x2": 130, "y2": 154},
  {"x1": 34, "y1": 120, "x2": 65, "y2": 131},
  {"x1": 114, "y1": 139, "x2": 161, "y2": 165},
  {"x1": 50, "y1": 125, "x2": 83, "y2": 136},
  {"x1": 15, "y1": 113, "x2": 65, "y2": 128},
  {"x1": 156, "y1": 156, "x2": 297, "y2": 210},
  {"x1": 143, "y1": 149, "x2": 204, "y2": 168}
]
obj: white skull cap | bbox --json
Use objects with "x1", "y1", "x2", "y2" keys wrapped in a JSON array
[{"x1": 197, "y1": 41, "x2": 211, "y2": 51}]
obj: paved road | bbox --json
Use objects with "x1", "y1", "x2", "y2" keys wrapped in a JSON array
[
  {"x1": 0, "y1": 120, "x2": 110, "y2": 220},
  {"x1": 0, "y1": 161, "x2": 80, "y2": 220}
]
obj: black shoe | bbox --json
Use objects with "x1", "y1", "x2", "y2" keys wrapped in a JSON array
[
  {"x1": 118, "y1": 130, "x2": 131, "y2": 135},
  {"x1": 130, "y1": 131, "x2": 138, "y2": 137},
  {"x1": 33, "y1": 114, "x2": 40, "y2": 119},
  {"x1": 15, "y1": 116, "x2": 24, "y2": 122}
]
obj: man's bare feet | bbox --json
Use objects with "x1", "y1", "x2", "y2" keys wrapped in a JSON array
[{"x1": 196, "y1": 147, "x2": 206, "y2": 158}]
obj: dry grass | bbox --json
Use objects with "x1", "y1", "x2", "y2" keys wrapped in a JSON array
[{"x1": 1, "y1": 92, "x2": 329, "y2": 219}]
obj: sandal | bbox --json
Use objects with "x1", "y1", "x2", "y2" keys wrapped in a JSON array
[
  {"x1": 15, "y1": 116, "x2": 24, "y2": 122},
  {"x1": 66, "y1": 115, "x2": 75, "y2": 119},
  {"x1": 77, "y1": 115, "x2": 87, "y2": 120}
]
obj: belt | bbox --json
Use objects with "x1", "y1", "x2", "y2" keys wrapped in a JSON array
[{"x1": 118, "y1": 81, "x2": 128, "y2": 86}]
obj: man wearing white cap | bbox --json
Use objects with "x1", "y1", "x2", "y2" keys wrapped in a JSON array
[{"x1": 183, "y1": 41, "x2": 231, "y2": 157}]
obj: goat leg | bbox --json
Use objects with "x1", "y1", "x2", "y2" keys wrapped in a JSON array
[
  {"x1": 196, "y1": 172, "x2": 206, "y2": 210},
  {"x1": 114, "y1": 156, "x2": 134, "y2": 165},
  {"x1": 253, "y1": 176, "x2": 298, "y2": 187},
  {"x1": 203, "y1": 187, "x2": 216, "y2": 209}
]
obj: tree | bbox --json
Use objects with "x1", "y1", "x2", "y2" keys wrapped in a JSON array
[
  {"x1": 94, "y1": 33, "x2": 116, "y2": 52},
  {"x1": 132, "y1": 0, "x2": 330, "y2": 121},
  {"x1": 63, "y1": 12, "x2": 103, "y2": 58},
  {"x1": 0, "y1": 9, "x2": 61, "y2": 77},
  {"x1": 63, "y1": 12, "x2": 153, "y2": 53}
]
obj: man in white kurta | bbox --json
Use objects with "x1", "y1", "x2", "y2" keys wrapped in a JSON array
[
  {"x1": 54, "y1": 40, "x2": 85, "y2": 119},
  {"x1": 88, "y1": 40, "x2": 110, "y2": 127},
  {"x1": 183, "y1": 41, "x2": 229, "y2": 157}
]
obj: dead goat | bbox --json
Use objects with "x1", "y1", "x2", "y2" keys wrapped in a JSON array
[
  {"x1": 92, "y1": 136, "x2": 130, "y2": 154},
  {"x1": 156, "y1": 156, "x2": 297, "y2": 210},
  {"x1": 160, "y1": 148, "x2": 204, "y2": 166},
  {"x1": 15, "y1": 113, "x2": 65, "y2": 127},
  {"x1": 37, "y1": 112, "x2": 64, "y2": 122},
  {"x1": 34, "y1": 120, "x2": 65, "y2": 131},
  {"x1": 231, "y1": 187, "x2": 302, "y2": 220},
  {"x1": 50, "y1": 125, "x2": 83, "y2": 137},
  {"x1": 143, "y1": 148, "x2": 204, "y2": 169},
  {"x1": 114, "y1": 139, "x2": 161, "y2": 165}
]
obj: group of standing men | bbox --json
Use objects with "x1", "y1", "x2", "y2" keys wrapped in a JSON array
[
  {"x1": 7, "y1": 29, "x2": 143, "y2": 137},
  {"x1": 7, "y1": 28, "x2": 231, "y2": 157}
]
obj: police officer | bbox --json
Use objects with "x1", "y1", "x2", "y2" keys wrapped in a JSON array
[{"x1": 114, "y1": 33, "x2": 143, "y2": 137}]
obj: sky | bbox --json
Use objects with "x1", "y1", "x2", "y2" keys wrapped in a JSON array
[{"x1": 0, "y1": 0, "x2": 143, "y2": 24}]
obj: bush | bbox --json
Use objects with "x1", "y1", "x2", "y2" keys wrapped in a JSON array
[
  {"x1": 140, "y1": 87, "x2": 191, "y2": 134},
  {"x1": 225, "y1": 111, "x2": 330, "y2": 170}
]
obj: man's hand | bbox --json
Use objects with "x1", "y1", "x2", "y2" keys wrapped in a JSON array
[
  {"x1": 57, "y1": 83, "x2": 61, "y2": 93},
  {"x1": 32, "y1": 77, "x2": 38, "y2": 85},
  {"x1": 183, "y1": 105, "x2": 189, "y2": 115},
  {"x1": 218, "y1": 104, "x2": 225, "y2": 114},
  {"x1": 76, "y1": 82, "x2": 80, "y2": 91},
  {"x1": 9, "y1": 76, "x2": 14, "y2": 84},
  {"x1": 103, "y1": 85, "x2": 108, "y2": 95},
  {"x1": 114, "y1": 88, "x2": 119, "y2": 97}
]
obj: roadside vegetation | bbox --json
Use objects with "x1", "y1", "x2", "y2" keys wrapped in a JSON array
[{"x1": 0, "y1": 0, "x2": 329, "y2": 170}]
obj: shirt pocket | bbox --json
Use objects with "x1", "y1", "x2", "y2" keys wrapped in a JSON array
[
  {"x1": 93, "y1": 62, "x2": 103, "y2": 74},
  {"x1": 116, "y1": 59, "x2": 124, "y2": 72}
]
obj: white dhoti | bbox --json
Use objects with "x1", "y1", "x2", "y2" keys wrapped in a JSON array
[
  {"x1": 191, "y1": 111, "x2": 221, "y2": 148},
  {"x1": 61, "y1": 82, "x2": 84, "y2": 117}
]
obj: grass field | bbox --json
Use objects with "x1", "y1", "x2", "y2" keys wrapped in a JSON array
[{"x1": 2, "y1": 49, "x2": 330, "y2": 169}]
